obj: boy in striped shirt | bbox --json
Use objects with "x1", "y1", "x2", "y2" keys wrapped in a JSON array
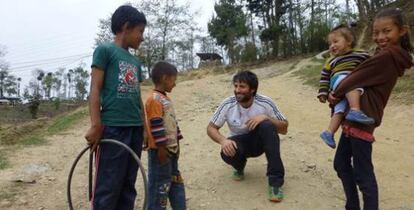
[
  {"x1": 145, "y1": 61, "x2": 185, "y2": 210},
  {"x1": 318, "y1": 25, "x2": 373, "y2": 149}
]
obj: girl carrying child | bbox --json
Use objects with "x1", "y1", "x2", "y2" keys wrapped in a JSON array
[{"x1": 329, "y1": 8, "x2": 413, "y2": 210}]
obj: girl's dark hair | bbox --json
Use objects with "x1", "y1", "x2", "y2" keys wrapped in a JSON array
[
  {"x1": 151, "y1": 61, "x2": 178, "y2": 84},
  {"x1": 329, "y1": 24, "x2": 357, "y2": 48},
  {"x1": 375, "y1": 8, "x2": 413, "y2": 54},
  {"x1": 233, "y1": 71, "x2": 258, "y2": 96},
  {"x1": 111, "y1": 5, "x2": 147, "y2": 35}
]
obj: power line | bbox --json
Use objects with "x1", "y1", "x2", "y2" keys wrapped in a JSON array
[
  {"x1": 8, "y1": 54, "x2": 92, "y2": 73},
  {"x1": 6, "y1": 41, "x2": 94, "y2": 61},
  {"x1": 10, "y1": 53, "x2": 91, "y2": 66}
]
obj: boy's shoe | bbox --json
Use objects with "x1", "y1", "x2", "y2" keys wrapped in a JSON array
[
  {"x1": 268, "y1": 186, "x2": 283, "y2": 202},
  {"x1": 232, "y1": 169, "x2": 244, "y2": 181},
  {"x1": 345, "y1": 110, "x2": 375, "y2": 125},
  {"x1": 320, "y1": 131, "x2": 336, "y2": 149}
]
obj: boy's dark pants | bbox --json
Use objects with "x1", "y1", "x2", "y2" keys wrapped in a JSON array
[
  {"x1": 92, "y1": 126, "x2": 144, "y2": 210},
  {"x1": 148, "y1": 149, "x2": 186, "y2": 210},
  {"x1": 220, "y1": 120, "x2": 285, "y2": 187},
  {"x1": 334, "y1": 133, "x2": 378, "y2": 210}
]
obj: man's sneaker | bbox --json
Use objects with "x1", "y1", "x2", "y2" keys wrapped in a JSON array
[
  {"x1": 232, "y1": 170, "x2": 244, "y2": 181},
  {"x1": 268, "y1": 186, "x2": 283, "y2": 202},
  {"x1": 320, "y1": 130, "x2": 336, "y2": 149},
  {"x1": 345, "y1": 110, "x2": 375, "y2": 125}
]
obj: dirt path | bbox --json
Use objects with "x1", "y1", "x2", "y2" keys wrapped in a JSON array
[{"x1": 1, "y1": 58, "x2": 413, "y2": 210}]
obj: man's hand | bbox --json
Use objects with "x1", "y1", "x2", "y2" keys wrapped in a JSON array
[
  {"x1": 221, "y1": 139, "x2": 237, "y2": 157},
  {"x1": 318, "y1": 95, "x2": 327, "y2": 103},
  {"x1": 157, "y1": 146, "x2": 170, "y2": 164},
  {"x1": 246, "y1": 114, "x2": 267, "y2": 131},
  {"x1": 85, "y1": 125, "x2": 103, "y2": 151}
]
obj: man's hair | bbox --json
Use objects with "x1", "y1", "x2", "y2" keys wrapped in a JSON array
[
  {"x1": 111, "y1": 5, "x2": 147, "y2": 35},
  {"x1": 232, "y1": 70, "x2": 259, "y2": 95},
  {"x1": 151, "y1": 61, "x2": 178, "y2": 84},
  {"x1": 329, "y1": 24, "x2": 357, "y2": 48}
]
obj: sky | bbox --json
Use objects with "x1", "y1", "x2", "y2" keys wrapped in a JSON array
[{"x1": 0, "y1": 0, "x2": 215, "y2": 89}]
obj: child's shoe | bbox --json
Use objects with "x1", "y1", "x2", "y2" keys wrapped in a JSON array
[
  {"x1": 268, "y1": 186, "x2": 283, "y2": 202},
  {"x1": 345, "y1": 110, "x2": 375, "y2": 125},
  {"x1": 232, "y1": 169, "x2": 244, "y2": 181},
  {"x1": 320, "y1": 131, "x2": 336, "y2": 149}
]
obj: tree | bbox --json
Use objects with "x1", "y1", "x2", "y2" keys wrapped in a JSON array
[
  {"x1": 199, "y1": 36, "x2": 221, "y2": 54},
  {"x1": 43, "y1": 72, "x2": 54, "y2": 99},
  {"x1": 0, "y1": 45, "x2": 10, "y2": 98},
  {"x1": 4, "y1": 75, "x2": 17, "y2": 96},
  {"x1": 34, "y1": 69, "x2": 45, "y2": 97},
  {"x1": 17, "y1": 77, "x2": 21, "y2": 97},
  {"x1": 246, "y1": 0, "x2": 288, "y2": 57},
  {"x1": 67, "y1": 69, "x2": 73, "y2": 99},
  {"x1": 94, "y1": 1, "x2": 199, "y2": 73},
  {"x1": 208, "y1": 0, "x2": 248, "y2": 64},
  {"x1": 72, "y1": 65, "x2": 89, "y2": 100},
  {"x1": 0, "y1": 69, "x2": 8, "y2": 98},
  {"x1": 94, "y1": 17, "x2": 113, "y2": 47},
  {"x1": 53, "y1": 68, "x2": 65, "y2": 98},
  {"x1": 136, "y1": 0, "x2": 198, "y2": 70}
]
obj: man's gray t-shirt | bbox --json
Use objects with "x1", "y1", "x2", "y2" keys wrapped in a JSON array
[{"x1": 211, "y1": 94, "x2": 287, "y2": 136}]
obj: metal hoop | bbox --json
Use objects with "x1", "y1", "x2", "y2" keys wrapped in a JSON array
[{"x1": 67, "y1": 139, "x2": 148, "y2": 210}]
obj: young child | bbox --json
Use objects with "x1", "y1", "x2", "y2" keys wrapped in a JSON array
[
  {"x1": 331, "y1": 8, "x2": 413, "y2": 209},
  {"x1": 145, "y1": 61, "x2": 186, "y2": 210},
  {"x1": 84, "y1": 5, "x2": 147, "y2": 210},
  {"x1": 318, "y1": 25, "x2": 373, "y2": 148}
]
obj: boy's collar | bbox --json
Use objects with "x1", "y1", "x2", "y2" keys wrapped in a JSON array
[{"x1": 154, "y1": 89, "x2": 167, "y2": 96}]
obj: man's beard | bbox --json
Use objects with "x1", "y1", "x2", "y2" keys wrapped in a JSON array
[{"x1": 234, "y1": 92, "x2": 253, "y2": 103}]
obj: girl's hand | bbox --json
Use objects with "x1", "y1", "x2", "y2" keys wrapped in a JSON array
[
  {"x1": 318, "y1": 95, "x2": 327, "y2": 103},
  {"x1": 328, "y1": 92, "x2": 340, "y2": 105}
]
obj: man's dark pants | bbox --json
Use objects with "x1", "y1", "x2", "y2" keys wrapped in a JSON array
[
  {"x1": 334, "y1": 133, "x2": 378, "y2": 210},
  {"x1": 220, "y1": 120, "x2": 284, "y2": 187},
  {"x1": 92, "y1": 126, "x2": 144, "y2": 210}
]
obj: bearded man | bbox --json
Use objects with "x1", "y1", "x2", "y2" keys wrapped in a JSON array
[{"x1": 207, "y1": 70, "x2": 289, "y2": 202}]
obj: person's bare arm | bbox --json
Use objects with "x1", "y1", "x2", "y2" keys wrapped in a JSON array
[
  {"x1": 267, "y1": 117, "x2": 288, "y2": 135},
  {"x1": 207, "y1": 122, "x2": 237, "y2": 157},
  {"x1": 245, "y1": 114, "x2": 288, "y2": 135},
  {"x1": 85, "y1": 67, "x2": 104, "y2": 148}
]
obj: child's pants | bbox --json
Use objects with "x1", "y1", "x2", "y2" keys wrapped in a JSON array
[
  {"x1": 148, "y1": 149, "x2": 186, "y2": 210},
  {"x1": 334, "y1": 133, "x2": 378, "y2": 210},
  {"x1": 92, "y1": 126, "x2": 144, "y2": 210}
]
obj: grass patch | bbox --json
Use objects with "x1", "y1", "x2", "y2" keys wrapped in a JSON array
[
  {"x1": 391, "y1": 70, "x2": 414, "y2": 103},
  {"x1": 47, "y1": 108, "x2": 87, "y2": 135},
  {"x1": 0, "y1": 189, "x2": 18, "y2": 201},
  {"x1": 0, "y1": 183, "x2": 24, "y2": 202},
  {"x1": 0, "y1": 151, "x2": 8, "y2": 170},
  {"x1": 20, "y1": 135, "x2": 46, "y2": 146},
  {"x1": 292, "y1": 60, "x2": 324, "y2": 88},
  {"x1": 394, "y1": 74, "x2": 414, "y2": 94}
]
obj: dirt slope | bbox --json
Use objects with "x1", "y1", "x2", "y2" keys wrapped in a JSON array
[{"x1": 0, "y1": 58, "x2": 413, "y2": 210}]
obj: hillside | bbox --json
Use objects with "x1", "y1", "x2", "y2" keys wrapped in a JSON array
[{"x1": 1, "y1": 57, "x2": 414, "y2": 209}]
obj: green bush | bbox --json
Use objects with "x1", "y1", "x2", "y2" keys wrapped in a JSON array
[
  {"x1": 28, "y1": 96, "x2": 40, "y2": 119},
  {"x1": 241, "y1": 42, "x2": 258, "y2": 63}
]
